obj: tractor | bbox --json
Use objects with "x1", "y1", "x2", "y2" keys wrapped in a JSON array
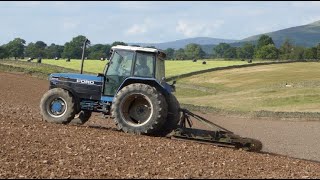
[{"x1": 39, "y1": 41, "x2": 262, "y2": 152}]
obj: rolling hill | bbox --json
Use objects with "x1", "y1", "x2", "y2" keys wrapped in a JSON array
[
  {"x1": 129, "y1": 20, "x2": 320, "y2": 53},
  {"x1": 128, "y1": 37, "x2": 237, "y2": 50},
  {"x1": 235, "y1": 20, "x2": 320, "y2": 47}
]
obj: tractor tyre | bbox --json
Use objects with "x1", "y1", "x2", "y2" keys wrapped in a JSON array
[
  {"x1": 155, "y1": 93, "x2": 181, "y2": 136},
  {"x1": 70, "y1": 110, "x2": 92, "y2": 125},
  {"x1": 111, "y1": 83, "x2": 168, "y2": 135},
  {"x1": 40, "y1": 88, "x2": 76, "y2": 124}
]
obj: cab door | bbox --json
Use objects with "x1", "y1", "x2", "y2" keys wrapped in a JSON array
[{"x1": 103, "y1": 50, "x2": 134, "y2": 96}]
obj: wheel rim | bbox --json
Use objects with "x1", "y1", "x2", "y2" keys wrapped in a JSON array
[
  {"x1": 47, "y1": 97, "x2": 67, "y2": 118},
  {"x1": 120, "y1": 93, "x2": 153, "y2": 127}
]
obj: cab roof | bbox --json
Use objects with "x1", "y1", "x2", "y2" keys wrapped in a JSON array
[
  {"x1": 111, "y1": 45, "x2": 165, "y2": 55},
  {"x1": 111, "y1": 45, "x2": 166, "y2": 59}
]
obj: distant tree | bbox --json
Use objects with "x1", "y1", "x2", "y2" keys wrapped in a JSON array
[
  {"x1": 25, "y1": 41, "x2": 47, "y2": 58},
  {"x1": 184, "y1": 43, "x2": 205, "y2": 59},
  {"x1": 174, "y1": 48, "x2": 186, "y2": 60},
  {"x1": 279, "y1": 38, "x2": 294, "y2": 60},
  {"x1": 25, "y1": 43, "x2": 37, "y2": 58},
  {"x1": 0, "y1": 45, "x2": 8, "y2": 59},
  {"x1": 224, "y1": 47, "x2": 237, "y2": 59},
  {"x1": 255, "y1": 44, "x2": 279, "y2": 60},
  {"x1": 62, "y1": 42, "x2": 72, "y2": 59},
  {"x1": 45, "y1": 43, "x2": 64, "y2": 59},
  {"x1": 212, "y1": 43, "x2": 237, "y2": 59},
  {"x1": 4, "y1": 38, "x2": 26, "y2": 59},
  {"x1": 304, "y1": 47, "x2": 317, "y2": 60},
  {"x1": 238, "y1": 43, "x2": 255, "y2": 59},
  {"x1": 290, "y1": 46, "x2": 305, "y2": 60},
  {"x1": 62, "y1": 35, "x2": 89, "y2": 59},
  {"x1": 256, "y1": 35, "x2": 274, "y2": 50},
  {"x1": 35, "y1": 41, "x2": 47, "y2": 50},
  {"x1": 111, "y1": 41, "x2": 127, "y2": 46},
  {"x1": 213, "y1": 43, "x2": 231, "y2": 58},
  {"x1": 88, "y1": 44, "x2": 111, "y2": 60},
  {"x1": 164, "y1": 48, "x2": 175, "y2": 60},
  {"x1": 317, "y1": 43, "x2": 320, "y2": 60}
]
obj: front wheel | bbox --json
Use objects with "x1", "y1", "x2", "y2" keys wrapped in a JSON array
[
  {"x1": 40, "y1": 88, "x2": 76, "y2": 124},
  {"x1": 111, "y1": 83, "x2": 168, "y2": 135}
]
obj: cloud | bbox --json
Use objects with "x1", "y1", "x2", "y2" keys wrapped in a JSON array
[
  {"x1": 176, "y1": 20, "x2": 224, "y2": 37},
  {"x1": 126, "y1": 24, "x2": 147, "y2": 35},
  {"x1": 124, "y1": 19, "x2": 153, "y2": 35}
]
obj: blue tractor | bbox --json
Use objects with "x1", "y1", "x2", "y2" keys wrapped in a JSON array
[{"x1": 40, "y1": 42, "x2": 263, "y2": 152}]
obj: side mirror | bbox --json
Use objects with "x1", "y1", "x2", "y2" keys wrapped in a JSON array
[
  {"x1": 97, "y1": 73, "x2": 104, "y2": 77},
  {"x1": 170, "y1": 80, "x2": 176, "y2": 92},
  {"x1": 172, "y1": 80, "x2": 176, "y2": 86}
]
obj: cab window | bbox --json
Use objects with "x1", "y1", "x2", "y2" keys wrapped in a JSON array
[
  {"x1": 106, "y1": 50, "x2": 134, "y2": 76},
  {"x1": 133, "y1": 52, "x2": 155, "y2": 78}
]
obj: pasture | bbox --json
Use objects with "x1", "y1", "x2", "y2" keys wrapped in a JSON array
[
  {"x1": 38, "y1": 59, "x2": 251, "y2": 77},
  {"x1": 175, "y1": 62, "x2": 320, "y2": 113}
]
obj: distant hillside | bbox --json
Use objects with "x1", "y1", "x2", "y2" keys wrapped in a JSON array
[
  {"x1": 129, "y1": 20, "x2": 320, "y2": 52},
  {"x1": 236, "y1": 20, "x2": 320, "y2": 47},
  {"x1": 128, "y1": 37, "x2": 237, "y2": 50}
]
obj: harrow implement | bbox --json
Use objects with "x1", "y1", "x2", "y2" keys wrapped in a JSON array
[{"x1": 167, "y1": 108, "x2": 263, "y2": 152}]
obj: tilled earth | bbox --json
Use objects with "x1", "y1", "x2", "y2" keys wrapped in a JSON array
[{"x1": 0, "y1": 72, "x2": 320, "y2": 179}]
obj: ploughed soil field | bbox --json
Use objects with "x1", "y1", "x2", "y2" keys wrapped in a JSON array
[{"x1": 0, "y1": 71, "x2": 320, "y2": 179}]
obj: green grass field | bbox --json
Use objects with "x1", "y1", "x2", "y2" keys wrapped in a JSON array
[
  {"x1": 175, "y1": 62, "x2": 320, "y2": 113},
  {"x1": 37, "y1": 59, "x2": 253, "y2": 77}
]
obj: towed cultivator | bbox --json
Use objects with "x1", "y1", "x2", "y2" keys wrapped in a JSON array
[
  {"x1": 168, "y1": 109, "x2": 262, "y2": 152},
  {"x1": 40, "y1": 42, "x2": 262, "y2": 152}
]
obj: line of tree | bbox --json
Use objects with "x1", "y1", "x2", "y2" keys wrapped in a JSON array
[
  {"x1": 0, "y1": 35, "x2": 127, "y2": 60},
  {"x1": 164, "y1": 35, "x2": 320, "y2": 61},
  {"x1": 1, "y1": 34, "x2": 320, "y2": 61},
  {"x1": 210, "y1": 35, "x2": 320, "y2": 61}
]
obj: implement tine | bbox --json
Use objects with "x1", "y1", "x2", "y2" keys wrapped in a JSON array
[
  {"x1": 179, "y1": 108, "x2": 232, "y2": 133},
  {"x1": 179, "y1": 110, "x2": 193, "y2": 128},
  {"x1": 169, "y1": 108, "x2": 263, "y2": 152},
  {"x1": 186, "y1": 115, "x2": 193, "y2": 128}
]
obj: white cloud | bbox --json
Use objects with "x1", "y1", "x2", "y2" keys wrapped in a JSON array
[
  {"x1": 301, "y1": 16, "x2": 320, "y2": 25},
  {"x1": 176, "y1": 20, "x2": 224, "y2": 37},
  {"x1": 124, "y1": 19, "x2": 153, "y2": 35},
  {"x1": 126, "y1": 24, "x2": 147, "y2": 35}
]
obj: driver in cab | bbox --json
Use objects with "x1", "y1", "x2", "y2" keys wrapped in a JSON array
[{"x1": 135, "y1": 55, "x2": 151, "y2": 77}]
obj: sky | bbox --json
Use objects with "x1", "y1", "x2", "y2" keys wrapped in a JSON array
[{"x1": 1, "y1": 1, "x2": 320, "y2": 45}]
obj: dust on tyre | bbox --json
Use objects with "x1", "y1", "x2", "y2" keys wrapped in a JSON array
[
  {"x1": 111, "y1": 83, "x2": 168, "y2": 135},
  {"x1": 40, "y1": 88, "x2": 76, "y2": 124}
]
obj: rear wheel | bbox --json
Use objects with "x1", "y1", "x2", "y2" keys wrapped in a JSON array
[
  {"x1": 155, "y1": 93, "x2": 181, "y2": 136},
  {"x1": 40, "y1": 88, "x2": 76, "y2": 124},
  {"x1": 111, "y1": 83, "x2": 168, "y2": 135}
]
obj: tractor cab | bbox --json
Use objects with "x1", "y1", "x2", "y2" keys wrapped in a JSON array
[{"x1": 102, "y1": 45, "x2": 170, "y2": 96}]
